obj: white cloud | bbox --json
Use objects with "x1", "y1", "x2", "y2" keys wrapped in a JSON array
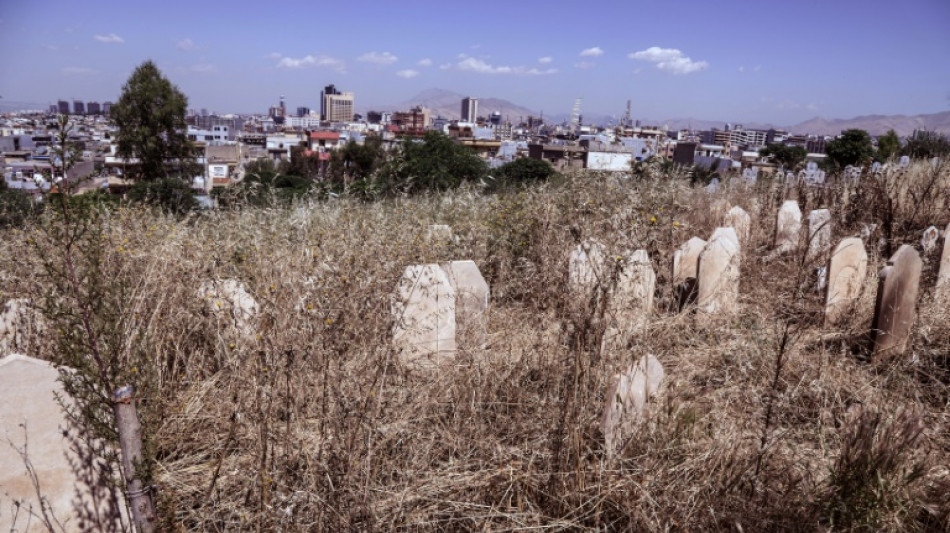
[
  {"x1": 276, "y1": 54, "x2": 345, "y2": 72},
  {"x1": 538, "y1": 56, "x2": 553, "y2": 64},
  {"x1": 93, "y1": 33, "x2": 123, "y2": 44},
  {"x1": 456, "y1": 57, "x2": 556, "y2": 76},
  {"x1": 629, "y1": 46, "x2": 708, "y2": 75},
  {"x1": 417, "y1": 58, "x2": 432, "y2": 67},
  {"x1": 191, "y1": 63, "x2": 216, "y2": 73},
  {"x1": 396, "y1": 69, "x2": 419, "y2": 78},
  {"x1": 176, "y1": 38, "x2": 195, "y2": 50},
  {"x1": 439, "y1": 63, "x2": 452, "y2": 70},
  {"x1": 62, "y1": 67, "x2": 97, "y2": 75},
  {"x1": 574, "y1": 61, "x2": 595, "y2": 69},
  {"x1": 579, "y1": 47, "x2": 603, "y2": 57},
  {"x1": 358, "y1": 51, "x2": 398, "y2": 65}
]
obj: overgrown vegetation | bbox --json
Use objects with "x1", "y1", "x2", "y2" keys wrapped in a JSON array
[{"x1": 3, "y1": 158, "x2": 949, "y2": 531}]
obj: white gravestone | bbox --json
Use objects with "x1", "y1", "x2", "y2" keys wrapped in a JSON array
[
  {"x1": 936, "y1": 223, "x2": 950, "y2": 298},
  {"x1": 392, "y1": 264, "x2": 457, "y2": 366},
  {"x1": 673, "y1": 237, "x2": 707, "y2": 310},
  {"x1": 899, "y1": 155, "x2": 910, "y2": 168},
  {"x1": 604, "y1": 250, "x2": 656, "y2": 352},
  {"x1": 601, "y1": 354, "x2": 665, "y2": 458},
  {"x1": 871, "y1": 245, "x2": 922, "y2": 361},
  {"x1": 774, "y1": 201, "x2": 802, "y2": 252},
  {"x1": 440, "y1": 261, "x2": 489, "y2": 344},
  {"x1": 198, "y1": 279, "x2": 259, "y2": 335},
  {"x1": 724, "y1": 206, "x2": 751, "y2": 245},
  {"x1": 569, "y1": 240, "x2": 607, "y2": 295},
  {"x1": 806, "y1": 209, "x2": 832, "y2": 262},
  {"x1": 825, "y1": 238, "x2": 868, "y2": 326},
  {"x1": 921, "y1": 226, "x2": 939, "y2": 254},
  {"x1": 697, "y1": 228, "x2": 741, "y2": 314},
  {"x1": 704, "y1": 177, "x2": 720, "y2": 193}
]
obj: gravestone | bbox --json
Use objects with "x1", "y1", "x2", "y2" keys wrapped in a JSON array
[
  {"x1": 392, "y1": 264, "x2": 457, "y2": 366},
  {"x1": 601, "y1": 354, "x2": 665, "y2": 458},
  {"x1": 899, "y1": 155, "x2": 910, "y2": 168},
  {"x1": 569, "y1": 240, "x2": 607, "y2": 294},
  {"x1": 806, "y1": 209, "x2": 832, "y2": 262},
  {"x1": 806, "y1": 162, "x2": 818, "y2": 172},
  {"x1": 697, "y1": 228, "x2": 741, "y2": 314},
  {"x1": 932, "y1": 157, "x2": 941, "y2": 167},
  {"x1": 843, "y1": 165, "x2": 862, "y2": 184},
  {"x1": 0, "y1": 299, "x2": 45, "y2": 356},
  {"x1": 921, "y1": 226, "x2": 939, "y2": 254},
  {"x1": 673, "y1": 237, "x2": 707, "y2": 310},
  {"x1": 1, "y1": 354, "x2": 120, "y2": 532},
  {"x1": 937, "y1": 223, "x2": 950, "y2": 297},
  {"x1": 871, "y1": 245, "x2": 922, "y2": 361},
  {"x1": 775, "y1": 201, "x2": 802, "y2": 251},
  {"x1": 785, "y1": 171, "x2": 797, "y2": 185},
  {"x1": 704, "y1": 177, "x2": 720, "y2": 193},
  {"x1": 198, "y1": 279, "x2": 259, "y2": 335},
  {"x1": 440, "y1": 261, "x2": 489, "y2": 344},
  {"x1": 825, "y1": 238, "x2": 868, "y2": 326},
  {"x1": 604, "y1": 250, "x2": 656, "y2": 352},
  {"x1": 425, "y1": 224, "x2": 454, "y2": 243},
  {"x1": 870, "y1": 161, "x2": 882, "y2": 173},
  {"x1": 741, "y1": 166, "x2": 758, "y2": 184},
  {"x1": 724, "y1": 206, "x2": 751, "y2": 244}
]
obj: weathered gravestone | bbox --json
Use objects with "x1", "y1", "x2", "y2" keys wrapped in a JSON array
[
  {"x1": 392, "y1": 264, "x2": 457, "y2": 366},
  {"x1": 921, "y1": 226, "x2": 940, "y2": 254},
  {"x1": 0, "y1": 299, "x2": 45, "y2": 356},
  {"x1": 825, "y1": 238, "x2": 868, "y2": 326},
  {"x1": 568, "y1": 240, "x2": 607, "y2": 295},
  {"x1": 697, "y1": 227, "x2": 741, "y2": 315},
  {"x1": 673, "y1": 237, "x2": 707, "y2": 310},
  {"x1": 899, "y1": 155, "x2": 910, "y2": 168},
  {"x1": 425, "y1": 224, "x2": 454, "y2": 244},
  {"x1": 601, "y1": 354, "x2": 665, "y2": 458},
  {"x1": 440, "y1": 260, "x2": 490, "y2": 345},
  {"x1": 724, "y1": 206, "x2": 751, "y2": 245},
  {"x1": 774, "y1": 200, "x2": 802, "y2": 252},
  {"x1": 937, "y1": 223, "x2": 950, "y2": 298},
  {"x1": 603, "y1": 250, "x2": 656, "y2": 352},
  {"x1": 1, "y1": 354, "x2": 120, "y2": 532},
  {"x1": 198, "y1": 279, "x2": 259, "y2": 335},
  {"x1": 704, "y1": 177, "x2": 720, "y2": 193},
  {"x1": 741, "y1": 166, "x2": 758, "y2": 184},
  {"x1": 871, "y1": 245, "x2": 922, "y2": 361},
  {"x1": 806, "y1": 209, "x2": 832, "y2": 262}
]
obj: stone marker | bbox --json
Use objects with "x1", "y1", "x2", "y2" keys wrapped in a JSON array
[
  {"x1": 673, "y1": 237, "x2": 707, "y2": 310},
  {"x1": 697, "y1": 228, "x2": 741, "y2": 314},
  {"x1": 604, "y1": 250, "x2": 656, "y2": 352},
  {"x1": 899, "y1": 155, "x2": 910, "y2": 168},
  {"x1": 825, "y1": 238, "x2": 868, "y2": 326},
  {"x1": 568, "y1": 240, "x2": 607, "y2": 294},
  {"x1": 392, "y1": 264, "x2": 456, "y2": 366},
  {"x1": 1, "y1": 354, "x2": 120, "y2": 532},
  {"x1": 0, "y1": 299, "x2": 45, "y2": 356},
  {"x1": 921, "y1": 226, "x2": 939, "y2": 254},
  {"x1": 741, "y1": 166, "x2": 758, "y2": 184},
  {"x1": 440, "y1": 260, "x2": 490, "y2": 343},
  {"x1": 425, "y1": 224, "x2": 453, "y2": 243},
  {"x1": 774, "y1": 200, "x2": 802, "y2": 252},
  {"x1": 705, "y1": 177, "x2": 720, "y2": 193},
  {"x1": 871, "y1": 162, "x2": 882, "y2": 173},
  {"x1": 806, "y1": 209, "x2": 832, "y2": 262},
  {"x1": 936, "y1": 223, "x2": 950, "y2": 298},
  {"x1": 871, "y1": 245, "x2": 922, "y2": 360},
  {"x1": 601, "y1": 354, "x2": 665, "y2": 458},
  {"x1": 724, "y1": 206, "x2": 751, "y2": 244},
  {"x1": 198, "y1": 279, "x2": 259, "y2": 335}
]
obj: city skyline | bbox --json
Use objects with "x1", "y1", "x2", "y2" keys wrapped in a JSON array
[{"x1": 1, "y1": 0, "x2": 948, "y2": 125}]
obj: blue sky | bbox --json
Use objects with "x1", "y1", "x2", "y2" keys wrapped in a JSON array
[{"x1": 1, "y1": 0, "x2": 948, "y2": 126}]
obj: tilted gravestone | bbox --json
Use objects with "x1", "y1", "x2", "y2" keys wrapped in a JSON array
[
  {"x1": 673, "y1": 237, "x2": 707, "y2": 310},
  {"x1": 440, "y1": 260, "x2": 490, "y2": 345},
  {"x1": 568, "y1": 240, "x2": 607, "y2": 295},
  {"x1": 697, "y1": 227, "x2": 741, "y2": 315},
  {"x1": 601, "y1": 354, "x2": 665, "y2": 458},
  {"x1": 825, "y1": 238, "x2": 868, "y2": 326},
  {"x1": 724, "y1": 206, "x2": 751, "y2": 245},
  {"x1": 392, "y1": 264, "x2": 457, "y2": 367},
  {"x1": 806, "y1": 209, "x2": 832, "y2": 262},
  {"x1": 774, "y1": 200, "x2": 802, "y2": 252},
  {"x1": 603, "y1": 250, "x2": 656, "y2": 352},
  {"x1": 921, "y1": 226, "x2": 940, "y2": 254},
  {"x1": 1, "y1": 354, "x2": 121, "y2": 532},
  {"x1": 871, "y1": 245, "x2": 922, "y2": 361}
]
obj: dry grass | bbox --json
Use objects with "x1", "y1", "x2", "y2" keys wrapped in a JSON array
[{"x1": 1, "y1": 161, "x2": 949, "y2": 531}]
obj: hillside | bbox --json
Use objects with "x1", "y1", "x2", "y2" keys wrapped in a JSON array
[{"x1": 788, "y1": 111, "x2": 950, "y2": 136}]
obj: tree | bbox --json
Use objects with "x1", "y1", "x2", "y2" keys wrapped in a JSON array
[
  {"x1": 875, "y1": 129, "x2": 900, "y2": 162},
  {"x1": 381, "y1": 131, "x2": 488, "y2": 194},
  {"x1": 759, "y1": 143, "x2": 807, "y2": 170},
  {"x1": 111, "y1": 61, "x2": 197, "y2": 181},
  {"x1": 901, "y1": 130, "x2": 950, "y2": 159},
  {"x1": 824, "y1": 129, "x2": 874, "y2": 171},
  {"x1": 490, "y1": 158, "x2": 556, "y2": 190}
]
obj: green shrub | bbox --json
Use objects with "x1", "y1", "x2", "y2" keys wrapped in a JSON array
[
  {"x1": 490, "y1": 158, "x2": 556, "y2": 190},
  {"x1": 127, "y1": 177, "x2": 198, "y2": 215}
]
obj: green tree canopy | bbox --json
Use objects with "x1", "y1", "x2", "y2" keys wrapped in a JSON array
[
  {"x1": 490, "y1": 158, "x2": 556, "y2": 190},
  {"x1": 381, "y1": 131, "x2": 488, "y2": 194},
  {"x1": 824, "y1": 129, "x2": 874, "y2": 171},
  {"x1": 875, "y1": 129, "x2": 901, "y2": 162},
  {"x1": 111, "y1": 60, "x2": 197, "y2": 180},
  {"x1": 901, "y1": 130, "x2": 950, "y2": 159},
  {"x1": 758, "y1": 143, "x2": 807, "y2": 170}
]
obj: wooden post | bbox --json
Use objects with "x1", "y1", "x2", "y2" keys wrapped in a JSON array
[{"x1": 113, "y1": 385, "x2": 157, "y2": 533}]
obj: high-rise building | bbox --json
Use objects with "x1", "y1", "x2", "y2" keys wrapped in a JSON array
[
  {"x1": 48, "y1": 104, "x2": 58, "y2": 114},
  {"x1": 461, "y1": 97, "x2": 478, "y2": 123},
  {"x1": 320, "y1": 84, "x2": 354, "y2": 122},
  {"x1": 296, "y1": 106, "x2": 310, "y2": 117},
  {"x1": 57, "y1": 100, "x2": 70, "y2": 114},
  {"x1": 102, "y1": 101, "x2": 113, "y2": 116},
  {"x1": 87, "y1": 101, "x2": 101, "y2": 115},
  {"x1": 73, "y1": 100, "x2": 85, "y2": 115}
]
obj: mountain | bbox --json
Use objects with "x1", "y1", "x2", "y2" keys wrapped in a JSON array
[
  {"x1": 393, "y1": 88, "x2": 539, "y2": 123},
  {"x1": 787, "y1": 111, "x2": 950, "y2": 137}
]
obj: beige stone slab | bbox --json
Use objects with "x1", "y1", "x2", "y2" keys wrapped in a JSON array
[
  {"x1": 673, "y1": 237, "x2": 706, "y2": 310},
  {"x1": 775, "y1": 200, "x2": 802, "y2": 251},
  {"x1": 440, "y1": 261, "x2": 489, "y2": 346},
  {"x1": 724, "y1": 206, "x2": 751, "y2": 244},
  {"x1": 806, "y1": 209, "x2": 832, "y2": 262},
  {"x1": 921, "y1": 225, "x2": 939, "y2": 254},
  {"x1": 825, "y1": 238, "x2": 868, "y2": 326},
  {"x1": 601, "y1": 354, "x2": 664, "y2": 458},
  {"x1": 392, "y1": 264, "x2": 457, "y2": 367},
  {"x1": 604, "y1": 250, "x2": 656, "y2": 352},
  {"x1": 938, "y1": 224, "x2": 950, "y2": 297},
  {"x1": 568, "y1": 240, "x2": 607, "y2": 294},
  {"x1": 872, "y1": 245, "x2": 922, "y2": 361},
  {"x1": 697, "y1": 228, "x2": 741, "y2": 315}
]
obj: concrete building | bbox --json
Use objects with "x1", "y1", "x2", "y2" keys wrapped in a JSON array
[
  {"x1": 73, "y1": 101, "x2": 85, "y2": 115},
  {"x1": 57, "y1": 100, "x2": 69, "y2": 114},
  {"x1": 391, "y1": 106, "x2": 430, "y2": 135},
  {"x1": 86, "y1": 101, "x2": 101, "y2": 115},
  {"x1": 102, "y1": 102, "x2": 112, "y2": 116},
  {"x1": 321, "y1": 84, "x2": 354, "y2": 122},
  {"x1": 296, "y1": 106, "x2": 310, "y2": 117},
  {"x1": 461, "y1": 97, "x2": 478, "y2": 123}
]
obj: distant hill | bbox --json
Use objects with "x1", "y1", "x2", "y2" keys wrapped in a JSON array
[
  {"x1": 394, "y1": 88, "x2": 539, "y2": 123},
  {"x1": 787, "y1": 111, "x2": 950, "y2": 137}
]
